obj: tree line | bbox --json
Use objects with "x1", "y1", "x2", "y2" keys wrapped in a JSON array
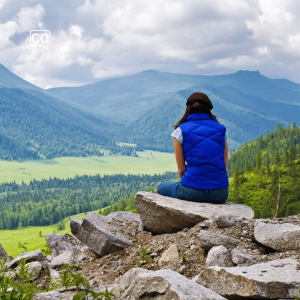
[
  {"x1": 0, "y1": 172, "x2": 177, "y2": 230},
  {"x1": 228, "y1": 121, "x2": 300, "y2": 218},
  {"x1": 227, "y1": 121, "x2": 300, "y2": 177}
]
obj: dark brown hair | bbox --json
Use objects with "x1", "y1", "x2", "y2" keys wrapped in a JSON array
[{"x1": 173, "y1": 92, "x2": 219, "y2": 128}]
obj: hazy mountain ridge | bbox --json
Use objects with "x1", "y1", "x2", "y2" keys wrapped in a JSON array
[
  {"x1": 1, "y1": 63, "x2": 300, "y2": 159},
  {"x1": 119, "y1": 85, "x2": 295, "y2": 152}
]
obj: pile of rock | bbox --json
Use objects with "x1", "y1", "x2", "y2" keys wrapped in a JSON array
[{"x1": 2, "y1": 191, "x2": 300, "y2": 299}]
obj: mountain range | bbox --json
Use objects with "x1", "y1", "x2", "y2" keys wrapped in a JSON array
[{"x1": 1, "y1": 63, "x2": 300, "y2": 159}]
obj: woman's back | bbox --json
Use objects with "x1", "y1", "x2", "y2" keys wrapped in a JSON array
[{"x1": 157, "y1": 92, "x2": 229, "y2": 204}]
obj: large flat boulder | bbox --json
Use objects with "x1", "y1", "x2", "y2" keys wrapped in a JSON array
[
  {"x1": 113, "y1": 267, "x2": 226, "y2": 300},
  {"x1": 197, "y1": 258, "x2": 300, "y2": 299},
  {"x1": 199, "y1": 231, "x2": 240, "y2": 250},
  {"x1": 254, "y1": 220, "x2": 300, "y2": 251},
  {"x1": 6, "y1": 248, "x2": 45, "y2": 269},
  {"x1": 107, "y1": 211, "x2": 141, "y2": 223},
  {"x1": 135, "y1": 192, "x2": 254, "y2": 234},
  {"x1": 70, "y1": 212, "x2": 132, "y2": 256},
  {"x1": 45, "y1": 233, "x2": 87, "y2": 257}
]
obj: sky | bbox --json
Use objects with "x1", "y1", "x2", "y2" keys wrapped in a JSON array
[{"x1": 0, "y1": 0, "x2": 299, "y2": 89}]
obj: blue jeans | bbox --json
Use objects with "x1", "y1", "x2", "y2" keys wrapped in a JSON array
[{"x1": 157, "y1": 181, "x2": 228, "y2": 204}]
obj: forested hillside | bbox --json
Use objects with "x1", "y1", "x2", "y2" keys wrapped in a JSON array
[
  {"x1": 0, "y1": 88, "x2": 136, "y2": 160},
  {"x1": 228, "y1": 151, "x2": 300, "y2": 219},
  {"x1": 227, "y1": 122, "x2": 300, "y2": 177},
  {"x1": 0, "y1": 172, "x2": 177, "y2": 230}
]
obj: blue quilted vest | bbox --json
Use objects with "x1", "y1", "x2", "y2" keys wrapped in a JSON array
[{"x1": 178, "y1": 112, "x2": 229, "y2": 190}]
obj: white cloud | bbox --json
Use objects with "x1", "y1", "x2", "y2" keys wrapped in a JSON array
[
  {"x1": 0, "y1": 0, "x2": 6, "y2": 9},
  {"x1": 0, "y1": 0, "x2": 300, "y2": 88}
]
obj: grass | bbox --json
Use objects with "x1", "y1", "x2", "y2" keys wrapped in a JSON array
[
  {"x1": 0, "y1": 150, "x2": 176, "y2": 184},
  {"x1": 0, "y1": 213, "x2": 88, "y2": 258}
]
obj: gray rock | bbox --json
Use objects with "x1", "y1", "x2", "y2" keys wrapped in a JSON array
[
  {"x1": 45, "y1": 233, "x2": 87, "y2": 257},
  {"x1": 210, "y1": 214, "x2": 239, "y2": 228},
  {"x1": 49, "y1": 267, "x2": 60, "y2": 284},
  {"x1": 78, "y1": 255, "x2": 86, "y2": 263},
  {"x1": 49, "y1": 251, "x2": 75, "y2": 268},
  {"x1": 113, "y1": 267, "x2": 226, "y2": 299},
  {"x1": 137, "y1": 222, "x2": 146, "y2": 232},
  {"x1": 200, "y1": 220, "x2": 212, "y2": 228},
  {"x1": 111, "y1": 261, "x2": 120, "y2": 270},
  {"x1": 199, "y1": 231, "x2": 240, "y2": 250},
  {"x1": 197, "y1": 258, "x2": 300, "y2": 299},
  {"x1": 107, "y1": 211, "x2": 141, "y2": 223},
  {"x1": 0, "y1": 244, "x2": 9, "y2": 259},
  {"x1": 254, "y1": 220, "x2": 300, "y2": 251},
  {"x1": 27, "y1": 261, "x2": 43, "y2": 280},
  {"x1": 231, "y1": 249, "x2": 251, "y2": 265},
  {"x1": 135, "y1": 191, "x2": 254, "y2": 234},
  {"x1": 32, "y1": 290, "x2": 62, "y2": 300},
  {"x1": 206, "y1": 246, "x2": 234, "y2": 268},
  {"x1": 47, "y1": 255, "x2": 54, "y2": 262},
  {"x1": 70, "y1": 212, "x2": 132, "y2": 256},
  {"x1": 69, "y1": 218, "x2": 82, "y2": 235},
  {"x1": 158, "y1": 244, "x2": 179, "y2": 266},
  {"x1": 6, "y1": 248, "x2": 45, "y2": 269}
]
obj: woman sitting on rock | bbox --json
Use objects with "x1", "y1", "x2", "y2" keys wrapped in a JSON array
[{"x1": 157, "y1": 92, "x2": 229, "y2": 203}]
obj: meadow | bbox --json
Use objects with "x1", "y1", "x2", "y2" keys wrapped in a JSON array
[
  {"x1": 0, "y1": 213, "x2": 87, "y2": 257},
  {"x1": 0, "y1": 150, "x2": 176, "y2": 184}
]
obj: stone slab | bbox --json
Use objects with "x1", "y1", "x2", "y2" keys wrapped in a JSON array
[
  {"x1": 113, "y1": 267, "x2": 226, "y2": 299},
  {"x1": 197, "y1": 258, "x2": 300, "y2": 299},
  {"x1": 135, "y1": 192, "x2": 254, "y2": 234}
]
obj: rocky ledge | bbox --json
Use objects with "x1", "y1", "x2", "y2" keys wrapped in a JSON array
[{"x1": 1, "y1": 192, "x2": 300, "y2": 299}]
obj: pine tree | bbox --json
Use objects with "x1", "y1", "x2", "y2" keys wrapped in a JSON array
[
  {"x1": 266, "y1": 154, "x2": 270, "y2": 176},
  {"x1": 255, "y1": 151, "x2": 262, "y2": 173},
  {"x1": 232, "y1": 166, "x2": 240, "y2": 203},
  {"x1": 292, "y1": 121, "x2": 296, "y2": 129},
  {"x1": 289, "y1": 145, "x2": 296, "y2": 162},
  {"x1": 273, "y1": 151, "x2": 280, "y2": 165},
  {"x1": 283, "y1": 150, "x2": 289, "y2": 166}
]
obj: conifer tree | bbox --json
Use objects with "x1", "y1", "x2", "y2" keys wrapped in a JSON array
[
  {"x1": 283, "y1": 150, "x2": 289, "y2": 166},
  {"x1": 289, "y1": 145, "x2": 296, "y2": 162},
  {"x1": 255, "y1": 151, "x2": 262, "y2": 173},
  {"x1": 232, "y1": 166, "x2": 240, "y2": 203},
  {"x1": 273, "y1": 150, "x2": 280, "y2": 165},
  {"x1": 266, "y1": 154, "x2": 270, "y2": 176}
]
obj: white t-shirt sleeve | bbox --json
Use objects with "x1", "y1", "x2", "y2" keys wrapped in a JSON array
[
  {"x1": 171, "y1": 127, "x2": 227, "y2": 144},
  {"x1": 171, "y1": 127, "x2": 183, "y2": 144}
]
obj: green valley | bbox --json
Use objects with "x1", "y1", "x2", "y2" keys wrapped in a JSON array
[{"x1": 0, "y1": 150, "x2": 176, "y2": 184}]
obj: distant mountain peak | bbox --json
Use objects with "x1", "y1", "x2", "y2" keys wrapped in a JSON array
[{"x1": 236, "y1": 70, "x2": 261, "y2": 76}]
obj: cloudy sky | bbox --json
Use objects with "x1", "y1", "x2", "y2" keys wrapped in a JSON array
[{"x1": 0, "y1": 0, "x2": 299, "y2": 89}]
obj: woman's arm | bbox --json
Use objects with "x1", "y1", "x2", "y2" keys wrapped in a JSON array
[
  {"x1": 173, "y1": 137, "x2": 185, "y2": 179},
  {"x1": 224, "y1": 140, "x2": 228, "y2": 171}
]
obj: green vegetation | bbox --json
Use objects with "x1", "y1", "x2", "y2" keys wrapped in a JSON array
[
  {"x1": 228, "y1": 145, "x2": 300, "y2": 218},
  {"x1": 135, "y1": 246, "x2": 153, "y2": 265},
  {"x1": 0, "y1": 257, "x2": 115, "y2": 300},
  {"x1": 58, "y1": 264, "x2": 116, "y2": 300},
  {"x1": 0, "y1": 215, "x2": 76, "y2": 257},
  {"x1": 0, "y1": 150, "x2": 175, "y2": 184},
  {"x1": 0, "y1": 87, "x2": 140, "y2": 161},
  {"x1": 0, "y1": 258, "x2": 48, "y2": 299},
  {"x1": 0, "y1": 172, "x2": 176, "y2": 230},
  {"x1": 228, "y1": 121, "x2": 300, "y2": 177}
]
